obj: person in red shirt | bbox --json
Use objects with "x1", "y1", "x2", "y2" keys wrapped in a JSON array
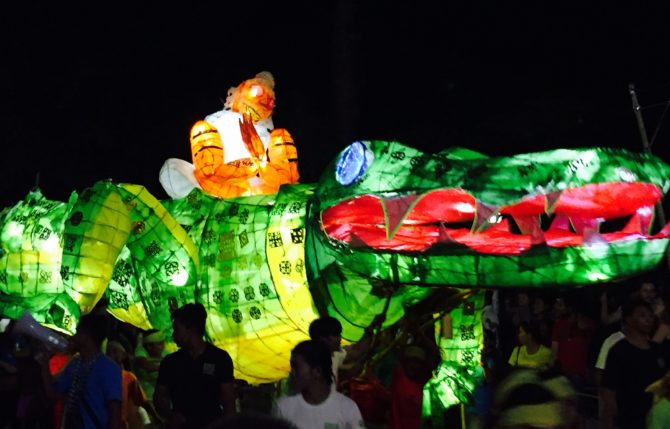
[
  {"x1": 48, "y1": 351, "x2": 72, "y2": 429},
  {"x1": 551, "y1": 294, "x2": 595, "y2": 387},
  {"x1": 390, "y1": 345, "x2": 433, "y2": 429}
]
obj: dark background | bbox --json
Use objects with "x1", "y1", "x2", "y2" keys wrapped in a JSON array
[{"x1": 1, "y1": 2, "x2": 670, "y2": 207}]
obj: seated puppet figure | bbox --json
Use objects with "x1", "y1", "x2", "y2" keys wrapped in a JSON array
[
  {"x1": 160, "y1": 71, "x2": 299, "y2": 200},
  {"x1": 191, "y1": 114, "x2": 298, "y2": 198}
]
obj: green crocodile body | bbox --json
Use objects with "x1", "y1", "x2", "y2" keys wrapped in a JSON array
[{"x1": 0, "y1": 141, "x2": 669, "y2": 383}]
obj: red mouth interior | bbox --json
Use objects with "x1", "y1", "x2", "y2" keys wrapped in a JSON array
[{"x1": 321, "y1": 183, "x2": 670, "y2": 254}]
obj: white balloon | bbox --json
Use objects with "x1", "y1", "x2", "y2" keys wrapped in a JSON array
[{"x1": 159, "y1": 158, "x2": 201, "y2": 199}]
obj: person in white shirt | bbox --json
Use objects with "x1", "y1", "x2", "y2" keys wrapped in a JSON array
[{"x1": 273, "y1": 340, "x2": 366, "y2": 429}]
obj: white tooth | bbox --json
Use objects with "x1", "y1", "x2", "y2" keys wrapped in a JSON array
[
  {"x1": 472, "y1": 201, "x2": 499, "y2": 233},
  {"x1": 623, "y1": 207, "x2": 653, "y2": 234},
  {"x1": 571, "y1": 217, "x2": 603, "y2": 235},
  {"x1": 348, "y1": 232, "x2": 369, "y2": 248},
  {"x1": 380, "y1": 194, "x2": 420, "y2": 240},
  {"x1": 548, "y1": 214, "x2": 571, "y2": 231},
  {"x1": 515, "y1": 215, "x2": 545, "y2": 244},
  {"x1": 438, "y1": 223, "x2": 454, "y2": 243},
  {"x1": 583, "y1": 227, "x2": 608, "y2": 247},
  {"x1": 545, "y1": 191, "x2": 562, "y2": 214},
  {"x1": 654, "y1": 222, "x2": 670, "y2": 238},
  {"x1": 437, "y1": 222, "x2": 451, "y2": 243}
]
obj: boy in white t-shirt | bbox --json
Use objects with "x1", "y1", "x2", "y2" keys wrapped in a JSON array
[{"x1": 273, "y1": 340, "x2": 366, "y2": 429}]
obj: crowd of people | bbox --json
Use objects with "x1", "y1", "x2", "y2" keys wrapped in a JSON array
[
  {"x1": 0, "y1": 270, "x2": 669, "y2": 428},
  {"x1": 0, "y1": 300, "x2": 378, "y2": 429},
  {"x1": 479, "y1": 272, "x2": 670, "y2": 429}
]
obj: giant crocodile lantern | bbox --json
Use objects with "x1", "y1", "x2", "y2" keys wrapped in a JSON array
[{"x1": 0, "y1": 140, "x2": 669, "y2": 385}]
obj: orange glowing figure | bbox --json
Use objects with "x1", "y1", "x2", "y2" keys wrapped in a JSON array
[
  {"x1": 190, "y1": 113, "x2": 298, "y2": 198},
  {"x1": 226, "y1": 71, "x2": 276, "y2": 122},
  {"x1": 161, "y1": 71, "x2": 300, "y2": 199},
  {"x1": 191, "y1": 120, "x2": 257, "y2": 198},
  {"x1": 268, "y1": 129, "x2": 299, "y2": 184}
]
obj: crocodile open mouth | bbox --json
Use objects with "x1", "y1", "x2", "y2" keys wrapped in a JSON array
[{"x1": 322, "y1": 182, "x2": 670, "y2": 254}]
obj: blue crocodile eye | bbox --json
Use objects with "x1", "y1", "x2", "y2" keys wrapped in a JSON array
[{"x1": 335, "y1": 141, "x2": 372, "y2": 186}]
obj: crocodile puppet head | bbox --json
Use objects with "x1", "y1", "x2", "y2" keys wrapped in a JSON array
[
  {"x1": 306, "y1": 140, "x2": 670, "y2": 335},
  {"x1": 0, "y1": 140, "x2": 669, "y2": 384}
]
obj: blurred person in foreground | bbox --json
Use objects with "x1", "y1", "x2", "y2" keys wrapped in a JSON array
[
  {"x1": 487, "y1": 368, "x2": 577, "y2": 429},
  {"x1": 209, "y1": 412, "x2": 298, "y2": 429},
  {"x1": 646, "y1": 370, "x2": 670, "y2": 429}
]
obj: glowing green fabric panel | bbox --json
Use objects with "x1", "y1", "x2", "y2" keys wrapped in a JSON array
[
  {"x1": 105, "y1": 247, "x2": 152, "y2": 330},
  {"x1": 307, "y1": 263, "x2": 432, "y2": 340},
  {"x1": 325, "y1": 241, "x2": 669, "y2": 286},
  {"x1": 61, "y1": 181, "x2": 132, "y2": 316},
  {"x1": 161, "y1": 185, "x2": 318, "y2": 381},
  {"x1": 422, "y1": 292, "x2": 484, "y2": 424},
  {"x1": 0, "y1": 189, "x2": 69, "y2": 296},
  {"x1": 186, "y1": 190, "x2": 290, "y2": 379},
  {"x1": 0, "y1": 293, "x2": 80, "y2": 334},
  {"x1": 106, "y1": 184, "x2": 199, "y2": 333},
  {"x1": 0, "y1": 189, "x2": 80, "y2": 332}
]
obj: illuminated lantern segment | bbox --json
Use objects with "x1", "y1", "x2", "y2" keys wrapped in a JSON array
[
  {"x1": 0, "y1": 142, "x2": 669, "y2": 384},
  {"x1": 160, "y1": 71, "x2": 299, "y2": 199}
]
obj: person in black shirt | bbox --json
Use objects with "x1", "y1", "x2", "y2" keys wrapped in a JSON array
[
  {"x1": 154, "y1": 304, "x2": 237, "y2": 429},
  {"x1": 601, "y1": 297, "x2": 668, "y2": 429}
]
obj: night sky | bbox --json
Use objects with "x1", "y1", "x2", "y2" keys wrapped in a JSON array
[{"x1": 2, "y1": 2, "x2": 670, "y2": 208}]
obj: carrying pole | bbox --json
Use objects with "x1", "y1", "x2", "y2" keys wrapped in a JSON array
[
  {"x1": 629, "y1": 83, "x2": 670, "y2": 271},
  {"x1": 630, "y1": 83, "x2": 653, "y2": 154}
]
